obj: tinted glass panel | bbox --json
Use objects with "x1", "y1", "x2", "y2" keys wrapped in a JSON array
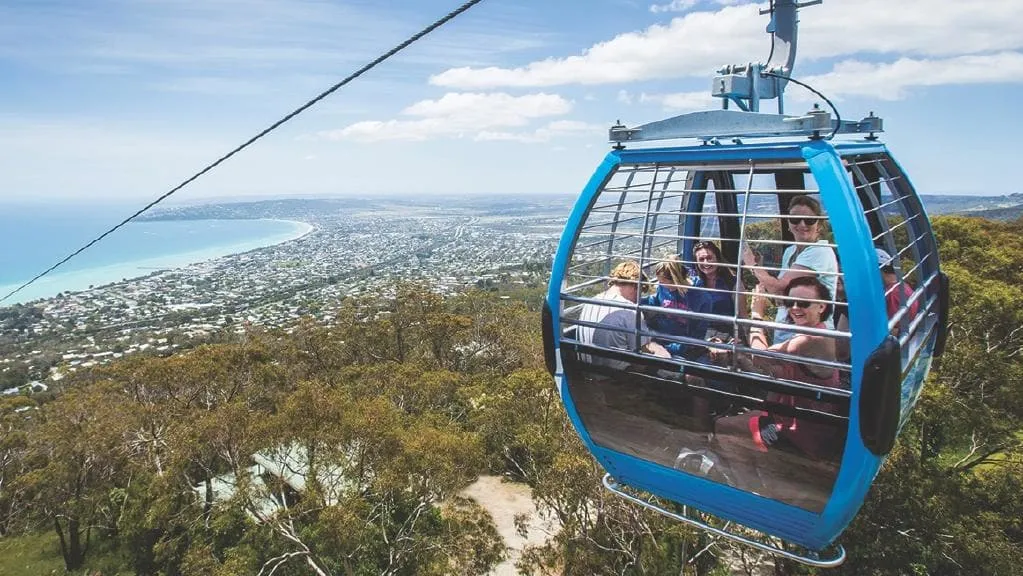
[{"x1": 564, "y1": 350, "x2": 847, "y2": 512}]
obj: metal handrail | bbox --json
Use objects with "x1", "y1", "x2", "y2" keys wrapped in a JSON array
[{"x1": 602, "y1": 475, "x2": 846, "y2": 568}]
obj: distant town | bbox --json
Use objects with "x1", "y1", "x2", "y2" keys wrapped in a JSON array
[
  {"x1": 0, "y1": 196, "x2": 571, "y2": 392},
  {"x1": 1, "y1": 192, "x2": 1020, "y2": 394}
]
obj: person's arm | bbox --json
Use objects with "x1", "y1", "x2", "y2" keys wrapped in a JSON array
[
  {"x1": 711, "y1": 343, "x2": 785, "y2": 376},
  {"x1": 642, "y1": 340, "x2": 672, "y2": 358},
  {"x1": 835, "y1": 313, "x2": 850, "y2": 362},
  {"x1": 787, "y1": 335, "x2": 838, "y2": 379},
  {"x1": 640, "y1": 286, "x2": 661, "y2": 308},
  {"x1": 746, "y1": 284, "x2": 771, "y2": 349},
  {"x1": 745, "y1": 337, "x2": 807, "y2": 378},
  {"x1": 736, "y1": 277, "x2": 750, "y2": 320},
  {"x1": 742, "y1": 245, "x2": 811, "y2": 295}
]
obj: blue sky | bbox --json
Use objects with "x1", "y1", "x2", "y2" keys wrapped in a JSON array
[{"x1": 0, "y1": 0, "x2": 1019, "y2": 203}]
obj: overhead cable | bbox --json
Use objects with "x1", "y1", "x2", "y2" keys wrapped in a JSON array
[{"x1": 1, "y1": 0, "x2": 486, "y2": 304}]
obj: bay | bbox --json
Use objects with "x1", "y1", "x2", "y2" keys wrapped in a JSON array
[{"x1": 0, "y1": 203, "x2": 311, "y2": 305}]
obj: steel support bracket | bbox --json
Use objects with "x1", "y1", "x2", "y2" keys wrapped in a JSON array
[{"x1": 608, "y1": 109, "x2": 884, "y2": 145}]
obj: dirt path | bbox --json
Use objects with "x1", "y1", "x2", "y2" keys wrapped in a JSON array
[{"x1": 461, "y1": 475, "x2": 559, "y2": 576}]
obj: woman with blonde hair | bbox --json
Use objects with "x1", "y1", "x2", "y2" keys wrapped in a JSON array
[{"x1": 641, "y1": 255, "x2": 691, "y2": 354}]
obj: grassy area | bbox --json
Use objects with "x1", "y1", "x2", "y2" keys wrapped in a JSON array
[
  {"x1": 975, "y1": 430, "x2": 1023, "y2": 473},
  {"x1": 0, "y1": 530, "x2": 131, "y2": 576},
  {"x1": 0, "y1": 531, "x2": 66, "y2": 575},
  {"x1": 937, "y1": 429, "x2": 1023, "y2": 473}
]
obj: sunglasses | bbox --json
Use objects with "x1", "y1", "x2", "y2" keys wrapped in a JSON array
[
  {"x1": 786, "y1": 299, "x2": 818, "y2": 309},
  {"x1": 789, "y1": 217, "x2": 819, "y2": 226}
]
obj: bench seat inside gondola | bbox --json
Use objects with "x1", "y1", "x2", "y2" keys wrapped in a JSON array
[{"x1": 562, "y1": 344, "x2": 849, "y2": 513}]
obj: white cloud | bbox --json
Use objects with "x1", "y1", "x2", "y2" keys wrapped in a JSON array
[
  {"x1": 617, "y1": 90, "x2": 634, "y2": 105},
  {"x1": 801, "y1": 52, "x2": 1023, "y2": 101},
  {"x1": 475, "y1": 120, "x2": 603, "y2": 143},
  {"x1": 799, "y1": 0, "x2": 1023, "y2": 59},
  {"x1": 320, "y1": 92, "x2": 574, "y2": 142},
  {"x1": 650, "y1": 0, "x2": 700, "y2": 13},
  {"x1": 401, "y1": 92, "x2": 571, "y2": 122},
  {"x1": 430, "y1": 0, "x2": 1023, "y2": 89},
  {"x1": 430, "y1": 4, "x2": 763, "y2": 88}
]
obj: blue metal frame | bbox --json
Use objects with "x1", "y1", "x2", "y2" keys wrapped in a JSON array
[{"x1": 547, "y1": 139, "x2": 939, "y2": 552}]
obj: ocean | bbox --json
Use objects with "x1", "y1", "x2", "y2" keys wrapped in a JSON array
[{"x1": 0, "y1": 203, "x2": 311, "y2": 305}]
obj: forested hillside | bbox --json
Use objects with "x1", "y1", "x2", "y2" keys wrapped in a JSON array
[{"x1": 1, "y1": 215, "x2": 1021, "y2": 575}]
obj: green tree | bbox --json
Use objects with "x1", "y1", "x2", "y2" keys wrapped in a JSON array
[
  {"x1": 832, "y1": 215, "x2": 1023, "y2": 575},
  {"x1": 0, "y1": 394, "x2": 36, "y2": 536},
  {"x1": 18, "y1": 379, "x2": 131, "y2": 570}
]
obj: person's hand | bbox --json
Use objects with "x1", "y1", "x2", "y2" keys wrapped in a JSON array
[
  {"x1": 708, "y1": 346, "x2": 730, "y2": 365},
  {"x1": 652, "y1": 345, "x2": 671, "y2": 359},
  {"x1": 750, "y1": 284, "x2": 770, "y2": 317},
  {"x1": 643, "y1": 342, "x2": 672, "y2": 358},
  {"x1": 742, "y1": 245, "x2": 758, "y2": 267}
]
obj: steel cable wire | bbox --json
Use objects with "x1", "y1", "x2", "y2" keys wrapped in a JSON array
[{"x1": 1, "y1": 0, "x2": 486, "y2": 304}]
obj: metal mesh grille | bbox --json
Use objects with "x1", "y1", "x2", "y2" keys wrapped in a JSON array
[
  {"x1": 560, "y1": 153, "x2": 941, "y2": 415},
  {"x1": 846, "y1": 154, "x2": 942, "y2": 418},
  {"x1": 560, "y1": 158, "x2": 852, "y2": 397}
]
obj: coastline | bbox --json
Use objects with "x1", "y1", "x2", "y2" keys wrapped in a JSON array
[{"x1": 0, "y1": 219, "x2": 315, "y2": 306}]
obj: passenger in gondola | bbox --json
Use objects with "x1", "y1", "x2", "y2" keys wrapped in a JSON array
[
  {"x1": 722, "y1": 278, "x2": 841, "y2": 451},
  {"x1": 577, "y1": 260, "x2": 671, "y2": 368},
  {"x1": 877, "y1": 248, "x2": 919, "y2": 332},
  {"x1": 698, "y1": 277, "x2": 843, "y2": 506},
  {"x1": 690, "y1": 240, "x2": 747, "y2": 341},
  {"x1": 679, "y1": 241, "x2": 750, "y2": 427},
  {"x1": 835, "y1": 248, "x2": 920, "y2": 362},
  {"x1": 742, "y1": 195, "x2": 838, "y2": 343},
  {"x1": 640, "y1": 256, "x2": 692, "y2": 355}
]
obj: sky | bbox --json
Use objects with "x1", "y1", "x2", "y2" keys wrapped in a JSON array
[{"x1": 0, "y1": 0, "x2": 1020, "y2": 205}]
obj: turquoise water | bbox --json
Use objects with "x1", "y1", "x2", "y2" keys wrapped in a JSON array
[{"x1": 0, "y1": 203, "x2": 311, "y2": 305}]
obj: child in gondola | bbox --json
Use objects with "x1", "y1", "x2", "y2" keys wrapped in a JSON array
[{"x1": 641, "y1": 256, "x2": 692, "y2": 355}]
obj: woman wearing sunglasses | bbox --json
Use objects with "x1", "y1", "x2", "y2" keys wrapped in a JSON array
[
  {"x1": 741, "y1": 194, "x2": 838, "y2": 343},
  {"x1": 712, "y1": 274, "x2": 838, "y2": 456},
  {"x1": 698, "y1": 277, "x2": 842, "y2": 501}
]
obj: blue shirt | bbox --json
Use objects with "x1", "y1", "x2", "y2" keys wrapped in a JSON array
[
  {"x1": 641, "y1": 285, "x2": 690, "y2": 355},
  {"x1": 641, "y1": 285, "x2": 689, "y2": 335},
  {"x1": 689, "y1": 274, "x2": 737, "y2": 340}
]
